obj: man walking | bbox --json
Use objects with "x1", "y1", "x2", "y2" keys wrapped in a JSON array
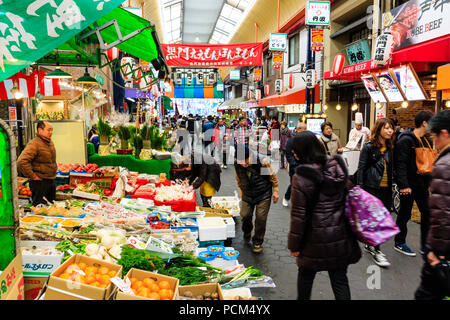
[
  {"x1": 394, "y1": 110, "x2": 434, "y2": 256},
  {"x1": 214, "y1": 117, "x2": 230, "y2": 169},
  {"x1": 235, "y1": 146, "x2": 279, "y2": 253},
  {"x1": 202, "y1": 115, "x2": 215, "y2": 156},
  {"x1": 282, "y1": 121, "x2": 306, "y2": 207},
  {"x1": 18, "y1": 120, "x2": 57, "y2": 206}
]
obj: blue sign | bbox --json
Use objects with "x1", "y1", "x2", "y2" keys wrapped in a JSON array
[{"x1": 345, "y1": 40, "x2": 371, "y2": 65}]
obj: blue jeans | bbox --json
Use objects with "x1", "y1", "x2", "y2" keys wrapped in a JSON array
[{"x1": 285, "y1": 175, "x2": 293, "y2": 200}]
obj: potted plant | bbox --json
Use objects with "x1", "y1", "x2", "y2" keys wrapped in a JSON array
[
  {"x1": 97, "y1": 117, "x2": 112, "y2": 145},
  {"x1": 117, "y1": 125, "x2": 132, "y2": 154}
]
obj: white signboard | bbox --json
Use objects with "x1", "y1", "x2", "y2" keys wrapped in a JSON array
[
  {"x1": 275, "y1": 79, "x2": 283, "y2": 93},
  {"x1": 269, "y1": 33, "x2": 287, "y2": 51},
  {"x1": 376, "y1": 70, "x2": 405, "y2": 103},
  {"x1": 230, "y1": 70, "x2": 240, "y2": 80},
  {"x1": 306, "y1": 0, "x2": 331, "y2": 26},
  {"x1": 216, "y1": 83, "x2": 224, "y2": 91},
  {"x1": 361, "y1": 74, "x2": 387, "y2": 103},
  {"x1": 306, "y1": 118, "x2": 325, "y2": 135},
  {"x1": 305, "y1": 69, "x2": 317, "y2": 88},
  {"x1": 392, "y1": 65, "x2": 427, "y2": 101}
]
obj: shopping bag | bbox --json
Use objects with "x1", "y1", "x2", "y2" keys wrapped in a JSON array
[{"x1": 345, "y1": 186, "x2": 400, "y2": 246}]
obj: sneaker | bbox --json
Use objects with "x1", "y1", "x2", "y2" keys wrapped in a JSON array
[
  {"x1": 394, "y1": 243, "x2": 416, "y2": 257},
  {"x1": 373, "y1": 251, "x2": 391, "y2": 267},
  {"x1": 282, "y1": 197, "x2": 289, "y2": 207},
  {"x1": 364, "y1": 245, "x2": 376, "y2": 256},
  {"x1": 252, "y1": 244, "x2": 263, "y2": 253}
]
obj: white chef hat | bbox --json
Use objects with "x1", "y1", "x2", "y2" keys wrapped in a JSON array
[{"x1": 355, "y1": 112, "x2": 364, "y2": 124}]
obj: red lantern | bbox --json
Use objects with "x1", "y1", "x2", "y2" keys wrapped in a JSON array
[
  {"x1": 264, "y1": 84, "x2": 270, "y2": 96},
  {"x1": 288, "y1": 74, "x2": 295, "y2": 89},
  {"x1": 106, "y1": 43, "x2": 119, "y2": 61},
  {"x1": 247, "y1": 90, "x2": 253, "y2": 100},
  {"x1": 333, "y1": 54, "x2": 345, "y2": 75}
]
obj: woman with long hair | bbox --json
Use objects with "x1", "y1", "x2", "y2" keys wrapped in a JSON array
[
  {"x1": 357, "y1": 118, "x2": 395, "y2": 267},
  {"x1": 288, "y1": 131, "x2": 361, "y2": 300}
]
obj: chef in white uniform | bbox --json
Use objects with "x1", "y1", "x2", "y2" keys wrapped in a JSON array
[{"x1": 346, "y1": 112, "x2": 371, "y2": 150}]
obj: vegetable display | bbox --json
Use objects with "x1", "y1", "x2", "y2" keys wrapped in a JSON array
[{"x1": 58, "y1": 262, "x2": 117, "y2": 289}]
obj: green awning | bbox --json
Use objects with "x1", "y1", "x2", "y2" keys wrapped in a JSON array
[{"x1": 87, "y1": 7, "x2": 159, "y2": 64}]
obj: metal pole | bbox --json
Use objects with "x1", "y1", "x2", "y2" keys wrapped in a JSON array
[{"x1": 306, "y1": 27, "x2": 311, "y2": 113}]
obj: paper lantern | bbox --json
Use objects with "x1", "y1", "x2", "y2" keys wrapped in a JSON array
[
  {"x1": 106, "y1": 43, "x2": 119, "y2": 61},
  {"x1": 288, "y1": 74, "x2": 295, "y2": 89},
  {"x1": 247, "y1": 90, "x2": 253, "y2": 100},
  {"x1": 333, "y1": 54, "x2": 345, "y2": 75},
  {"x1": 264, "y1": 84, "x2": 270, "y2": 96}
]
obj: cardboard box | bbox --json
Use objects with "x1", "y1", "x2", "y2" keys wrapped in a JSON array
[
  {"x1": 116, "y1": 268, "x2": 179, "y2": 300},
  {"x1": 70, "y1": 175, "x2": 113, "y2": 190},
  {"x1": 178, "y1": 283, "x2": 224, "y2": 300},
  {"x1": 0, "y1": 254, "x2": 25, "y2": 300},
  {"x1": 20, "y1": 241, "x2": 63, "y2": 276},
  {"x1": 24, "y1": 276, "x2": 48, "y2": 300},
  {"x1": 44, "y1": 254, "x2": 122, "y2": 300}
]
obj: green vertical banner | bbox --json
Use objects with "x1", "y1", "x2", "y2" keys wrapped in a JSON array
[{"x1": 0, "y1": 0, "x2": 125, "y2": 82}]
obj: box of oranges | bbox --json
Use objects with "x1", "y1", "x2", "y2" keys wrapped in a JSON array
[
  {"x1": 44, "y1": 254, "x2": 122, "y2": 300},
  {"x1": 116, "y1": 268, "x2": 179, "y2": 300}
]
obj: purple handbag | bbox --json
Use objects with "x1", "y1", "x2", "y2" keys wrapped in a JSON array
[{"x1": 345, "y1": 186, "x2": 400, "y2": 246}]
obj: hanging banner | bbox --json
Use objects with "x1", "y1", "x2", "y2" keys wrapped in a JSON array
[
  {"x1": 0, "y1": 0, "x2": 125, "y2": 83},
  {"x1": 345, "y1": 39, "x2": 371, "y2": 65},
  {"x1": 254, "y1": 68, "x2": 262, "y2": 82},
  {"x1": 382, "y1": 0, "x2": 450, "y2": 50},
  {"x1": 311, "y1": 29, "x2": 324, "y2": 51},
  {"x1": 162, "y1": 43, "x2": 263, "y2": 67}
]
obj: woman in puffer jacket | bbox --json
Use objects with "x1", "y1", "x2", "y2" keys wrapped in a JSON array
[
  {"x1": 357, "y1": 118, "x2": 395, "y2": 268},
  {"x1": 288, "y1": 131, "x2": 361, "y2": 300}
]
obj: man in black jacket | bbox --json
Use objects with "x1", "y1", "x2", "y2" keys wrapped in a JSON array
[
  {"x1": 394, "y1": 110, "x2": 434, "y2": 257},
  {"x1": 282, "y1": 121, "x2": 306, "y2": 207},
  {"x1": 235, "y1": 146, "x2": 279, "y2": 253}
]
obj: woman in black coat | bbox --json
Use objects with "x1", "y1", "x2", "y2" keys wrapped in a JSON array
[
  {"x1": 288, "y1": 131, "x2": 361, "y2": 300},
  {"x1": 357, "y1": 118, "x2": 395, "y2": 268}
]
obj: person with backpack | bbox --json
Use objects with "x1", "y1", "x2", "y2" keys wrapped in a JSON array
[
  {"x1": 415, "y1": 110, "x2": 450, "y2": 300},
  {"x1": 288, "y1": 131, "x2": 361, "y2": 300},
  {"x1": 357, "y1": 118, "x2": 395, "y2": 267},
  {"x1": 394, "y1": 110, "x2": 435, "y2": 256}
]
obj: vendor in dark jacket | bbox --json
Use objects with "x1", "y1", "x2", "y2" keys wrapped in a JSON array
[
  {"x1": 186, "y1": 151, "x2": 221, "y2": 207},
  {"x1": 415, "y1": 110, "x2": 450, "y2": 300},
  {"x1": 288, "y1": 131, "x2": 361, "y2": 300},
  {"x1": 235, "y1": 146, "x2": 279, "y2": 254},
  {"x1": 394, "y1": 110, "x2": 434, "y2": 256},
  {"x1": 357, "y1": 118, "x2": 395, "y2": 268}
]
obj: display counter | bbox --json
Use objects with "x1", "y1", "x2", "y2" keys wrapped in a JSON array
[{"x1": 88, "y1": 154, "x2": 172, "y2": 178}]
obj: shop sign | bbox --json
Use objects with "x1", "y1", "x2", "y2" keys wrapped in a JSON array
[
  {"x1": 285, "y1": 104, "x2": 306, "y2": 113},
  {"x1": 254, "y1": 67, "x2": 262, "y2": 81},
  {"x1": 373, "y1": 33, "x2": 395, "y2": 66},
  {"x1": 311, "y1": 29, "x2": 324, "y2": 51},
  {"x1": 382, "y1": 0, "x2": 450, "y2": 50},
  {"x1": 306, "y1": 1, "x2": 331, "y2": 26},
  {"x1": 275, "y1": 79, "x2": 283, "y2": 93},
  {"x1": 332, "y1": 54, "x2": 345, "y2": 75},
  {"x1": 272, "y1": 51, "x2": 283, "y2": 69},
  {"x1": 230, "y1": 70, "x2": 240, "y2": 80},
  {"x1": 345, "y1": 39, "x2": 371, "y2": 65},
  {"x1": 375, "y1": 70, "x2": 405, "y2": 102},
  {"x1": 305, "y1": 69, "x2": 317, "y2": 88},
  {"x1": 361, "y1": 74, "x2": 387, "y2": 103},
  {"x1": 9, "y1": 105, "x2": 16, "y2": 130},
  {"x1": 216, "y1": 83, "x2": 224, "y2": 91},
  {"x1": 269, "y1": 33, "x2": 287, "y2": 51},
  {"x1": 162, "y1": 43, "x2": 263, "y2": 67},
  {"x1": 0, "y1": 0, "x2": 125, "y2": 83}
]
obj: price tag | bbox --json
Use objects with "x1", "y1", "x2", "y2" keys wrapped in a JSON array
[{"x1": 110, "y1": 277, "x2": 134, "y2": 295}]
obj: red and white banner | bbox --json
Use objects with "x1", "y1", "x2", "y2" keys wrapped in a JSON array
[
  {"x1": 162, "y1": 43, "x2": 263, "y2": 67},
  {"x1": 0, "y1": 71, "x2": 60, "y2": 100}
]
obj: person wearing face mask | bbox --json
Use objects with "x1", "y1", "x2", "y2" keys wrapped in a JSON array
[
  {"x1": 357, "y1": 118, "x2": 396, "y2": 267},
  {"x1": 18, "y1": 120, "x2": 57, "y2": 206},
  {"x1": 320, "y1": 121, "x2": 343, "y2": 156}
]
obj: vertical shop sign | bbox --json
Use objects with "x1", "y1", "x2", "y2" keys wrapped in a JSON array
[
  {"x1": 254, "y1": 68, "x2": 262, "y2": 81},
  {"x1": 345, "y1": 39, "x2": 371, "y2": 65},
  {"x1": 311, "y1": 29, "x2": 324, "y2": 51},
  {"x1": 373, "y1": 33, "x2": 395, "y2": 66},
  {"x1": 272, "y1": 51, "x2": 283, "y2": 69}
]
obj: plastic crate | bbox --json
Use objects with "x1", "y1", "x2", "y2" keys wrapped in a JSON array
[{"x1": 198, "y1": 240, "x2": 224, "y2": 248}]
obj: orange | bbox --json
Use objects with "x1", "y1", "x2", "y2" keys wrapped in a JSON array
[
  {"x1": 108, "y1": 270, "x2": 117, "y2": 278},
  {"x1": 137, "y1": 287, "x2": 150, "y2": 298},
  {"x1": 128, "y1": 277, "x2": 138, "y2": 285},
  {"x1": 99, "y1": 283, "x2": 108, "y2": 289},
  {"x1": 148, "y1": 292, "x2": 160, "y2": 300},
  {"x1": 98, "y1": 267, "x2": 109, "y2": 275},
  {"x1": 167, "y1": 289, "x2": 174, "y2": 300},
  {"x1": 143, "y1": 278, "x2": 155, "y2": 288},
  {"x1": 59, "y1": 273, "x2": 71, "y2": 280},
  {"x1": 158, "y1": 289, "x2": 171, "y2": 300},
  {"x1": 99, "y1": 275, "x2": 110, "y2": 285},
  {"x1": 85, "y1": 266, "x2": 98, "y2": 274},
  {"x1": 131, "y1": 280, "x2": 143, "y2": 291},
  {"x1": 148, "y1": 283, "x2": 160, "y2": 293},
  {"x1": 78, "y1": 262, "x2": 87, "y2": 271},
  {"x1": 85, "y1": 275, "x2": 96, "y2": 284},
  {"x1": 66, "y1": 264, "x2": 81, "y2": 275},
  {"x1": 90, "y1": 281, "x2": 101, "y2": 288},
  {"x1": 158, "y1": 280, "x2": 171, "y2": 290}
]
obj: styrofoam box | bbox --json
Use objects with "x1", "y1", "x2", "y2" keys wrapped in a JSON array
[
  {"x1": 20, "y1": 241, "x2": 63, "y2": 276},
  {"x1": 197, "y1": 217, "x2": 227, "y2": 242},
  {"x1": 223, "y1": 218, "x2": 235, "y2": 238},
  {"x1": 210, "y1": 196, "x2": 240, "y2": 217},
  {"x1": 72, "y1": 189, "x2": 101, "y2": 201},
  {"x1": 196, "y1": 247, "x2": 239, "y2": 270},
  {"x1": 222, "y1": 287, "x2": 253, "y2": 300}
]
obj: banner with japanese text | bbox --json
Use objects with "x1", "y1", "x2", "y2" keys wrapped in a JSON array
[
  {"x1": 382, "y1": 0, "x2": 450, "y2": 50},
  {"x1": 0, "y1": 0, "x2": 125, "y2": 82},
  {"x1": 162, "y1": 43, "x2": 263, "y2": 67}
]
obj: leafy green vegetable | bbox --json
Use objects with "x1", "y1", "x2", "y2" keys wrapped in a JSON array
[
  {"x1": 117, "y1": 246, "x2": 165, "y2": 275},
  {"x1": 80, "y1": 224, "x2": 96, "y2": 234},
  {"x1": 159, "y1": 267, "x2": 208, "y2": 286},
  {"x1": 56, "y1": 240, "x2": 88, "y2": 262}
]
